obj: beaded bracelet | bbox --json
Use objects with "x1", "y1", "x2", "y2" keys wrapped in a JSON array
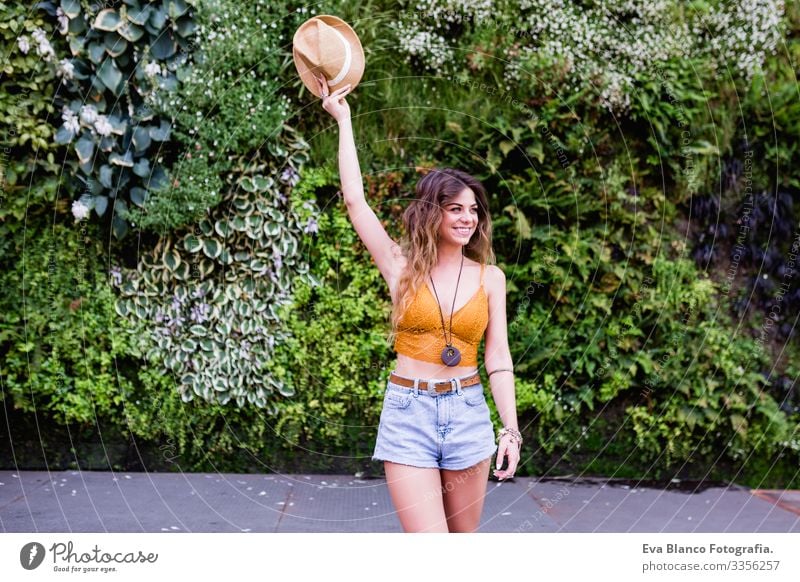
[{"x1": 497, "y1": 427, "x2": 523, "y2": 448}]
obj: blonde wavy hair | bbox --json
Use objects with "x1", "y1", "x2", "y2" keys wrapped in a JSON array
[{"x1": 386, "y1": 168, "x2": 495, "y2": 347}]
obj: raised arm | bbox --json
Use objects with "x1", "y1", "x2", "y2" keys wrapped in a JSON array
[{"x1": 317, "y1": 74, "x2": 401, "y2": 285}]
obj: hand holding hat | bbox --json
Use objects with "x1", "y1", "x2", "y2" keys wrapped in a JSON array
[
  {"x1": 316, "y1": 74, "x2": 353, "y2": 122},
  {"x1": 292, "y1": 15, "x2": 365, "y2": 99}
]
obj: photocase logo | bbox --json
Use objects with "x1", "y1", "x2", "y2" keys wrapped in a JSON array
[{"x1": 20, "y1": 542, "x2": 46, "y2": 570}]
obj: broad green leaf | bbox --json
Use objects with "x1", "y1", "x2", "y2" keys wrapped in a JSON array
[
  {"x1": 145, "y1": 164, "x2": 168, "y2": 190},
  {"x1": 240, "y1": 177, "x2": 255, "y2": 192},
  {"x1": 168, "y1": 0, "x2": 190, "y2": 18},
  {"x1": 163, "y1": 248, "x2": 181, "y2": 271},
  {"x1": 132, "y1": 126, "x2": 151, "y2": 152},
  {"x1": 94, "y1": 195, "x2": 109, "y2": 217},
  {"x1": 55, "y1": 125, "x2": 76, "y2": 145},
  {"x1": 75, "y1": 136, "x2": 94, "y2": 164},
  {"x1": 99, "y1": 164, "x2": 113, "y2": 188},
  {"x1": 111, "y1": 213, "x2": 129, "y2": 239},
  {"x1": 175, "y1": 17, "x2": 197, "y2": 37},
  {"x1": 109, "y1": 151, "x2": 134, "y2": 167},
  {"x1": 114, "y1": 299, "x2": 128, "y2": 317},
  {"x1": 202, "y1": 238, "x2": 222, "y2": 259},
  {"x1": 149, "y1": 119, "x2": 171, "y2": 141},
  {"x1": 104, "y1": 32, "x2": 128, "y2": 57},
  {"x1": 88, "y1": 41, "x2": 106, "y2": 64},
  {"x1": 150, "y1": 30, "x2": 176, "y2": 59},
  {"x1": 127, "y1": 5, "x2": 151, "y2": 26},
  {"x1": 184, "y1": 235, "x2": 203, "y2": 253},
  {"x1": 118, "y1": 22, "x2": 145, "y2": 42},
  {"x1": 215, "y1": 219, "x2": 232, "y2": 238},
  {"x1": 94, "y1": 8, "x2": 122, "y2": 31},
  {"x1": 253, "y1": 175, "x2": 272, "y2": 190},
  {"x1": 132, "y1": 157, "x2": 150, "y2": 177},
  {"x1": 149, "y1": 5, "x2": 167, "y2": 28},
  {"x1": 61, "y1": 0, "x2": 81, "y2": 18},
  {"x1": 97, "y1": 58, "x2": 123, "y2": 94},
  {"x1": 130, "y1": 186, "x2": 146, "y2": 206}
]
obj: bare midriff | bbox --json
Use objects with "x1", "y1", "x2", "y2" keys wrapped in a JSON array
[{"x1": 393, "y1": 353, "x2": 479, "y2": 380}]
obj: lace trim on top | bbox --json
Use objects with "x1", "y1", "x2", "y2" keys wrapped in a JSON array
[{"x1": 393, "y1": 264, "x2": 489, "y2": 366}]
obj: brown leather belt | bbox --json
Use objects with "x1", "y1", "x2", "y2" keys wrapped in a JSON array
[{"x1": 389, "y1": 371, "x2": 482, "y2": 395}]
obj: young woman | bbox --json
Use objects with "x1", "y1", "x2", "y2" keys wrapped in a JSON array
[{"x1": 317, "y1": 74, "x2": 520, "y2": 533}]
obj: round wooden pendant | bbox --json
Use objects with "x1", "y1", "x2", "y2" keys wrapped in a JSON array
[{"x1": 441, "y1": 345, "x2": 462, "y2": 366}]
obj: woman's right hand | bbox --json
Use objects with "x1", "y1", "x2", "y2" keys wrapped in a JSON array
[{"x1": 317, "y1": 73, "x2": 353, "y2": 123}]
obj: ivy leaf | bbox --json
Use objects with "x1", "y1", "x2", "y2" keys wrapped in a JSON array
[
  {"x1": 88, "y1": 41, "x2": 106, "y2": 64},
  {"x1": 145, "y1": 164, "x2": 169, "y2": 190},
  {"x1": 150, "y1": 30, "x2": 176, "y2": 59},
  {"x1": 94, "y1": 195, "x2": 108, "y2": 217},
  {"x1": 94, "y1": 8, "x2": 122, "y2": 31},
  {"x1": 60, "y1": 0, "x2": 81, "y2": 18},
  {"x1": 175, "y1": 16, "x2": 197, "y2": 38},
  {"x1": 132, "y1": 157, "x2": 150, "y2": 177},
  {"x1": 55, "y1": 124, "x2": 76, "y2": 145},
  {"x1": 127, "y1": 4, "x2": 152, "y2": 26},
  {"x1": 111, "y1": 213, "x2": 129, "y2": 239},
  {"x1": 168, "y1": 0, "x2": 190, "y2": 18},
  {"x1": 98, "y1": 164, "x2": 113, "y2": 188},
  {"x1": 118, "y1": 22, "x2": 144, "y2": 42},
  {"x1": 103, "y1": 32, "x2": 128, "y2": 57},
  {"x1": 132, "y1": 126, "x2": 151, "y2": 152},
  {"x1": 149, "y1": 5, "x2": 168, "y2": 28},
  {"x1": 149, "y1": 119, "x2": 171, "y2": 141},
  {"x1": 109, "y1": 151, "x2": 134, "y2": 167},
  {"x1": 97, "y1": 58, "x2": 123, "y2": 95},
  {"x1": 130, "y1": 187, "x2": 147, "y2": 207}
]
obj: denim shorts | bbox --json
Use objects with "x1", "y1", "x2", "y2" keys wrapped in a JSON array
[{"x1": 371, "y1": 372, "x2": 498, "y2": 471}]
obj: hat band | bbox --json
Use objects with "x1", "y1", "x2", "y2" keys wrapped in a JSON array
[{"x1": 327, "y1": 26, "x2": 352, "y2": 86}]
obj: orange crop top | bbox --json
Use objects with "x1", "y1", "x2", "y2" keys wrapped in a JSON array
[{"x1": 394, "y1": 263, "x2": 489, "y2": 367}]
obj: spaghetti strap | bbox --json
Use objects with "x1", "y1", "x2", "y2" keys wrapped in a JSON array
[{"x1": 480, "y1": 263, "x2": 486, "y2": 286}]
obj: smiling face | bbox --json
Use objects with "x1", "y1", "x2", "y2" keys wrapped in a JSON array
[{"x1": 438, "y1": 187, "x2": 479, "y2": 246}]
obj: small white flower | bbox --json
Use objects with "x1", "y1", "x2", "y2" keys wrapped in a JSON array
[
  {"x1": 144, "y1": 62, "x2": 161, "y2": 77},
  {"x1": 37, "y1": 39, "x2": 56, "y2": 61},
  {"x1": 56, "y1": 7, "x2": 69, "y2": 35},
  {"x1": 79, "y1": 105, "x2": 98, "y2": 125},
  {"x1": 56, "y1": 58, "x2": 75, "y2": 80},
  {"x1": 31, "y1": 28, "x2": 47, "y2": 44},
  {"x1": 71, "y1": 200, "x2": 91, "y2": 221},
  {"x1": 31, "y1": 28, "x2": 55, "y2": 62},
  {"x1": 94, "y1": 115, "x2": 113, "y2": 137},
  {"x1": 61, "y1": 107, "x2": 80, "y2": 134},
  {"x1": 17, "y1": 36, "x2": 30, "y2": 54}
]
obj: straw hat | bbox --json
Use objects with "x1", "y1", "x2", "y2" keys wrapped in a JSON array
[{"x1": 292, "y1": 15, "x2": 365, "y2": 98}]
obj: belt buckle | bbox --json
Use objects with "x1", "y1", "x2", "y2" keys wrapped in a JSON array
[{"x1": 426, "y1": 378, "x2": 455, "y2": 396}]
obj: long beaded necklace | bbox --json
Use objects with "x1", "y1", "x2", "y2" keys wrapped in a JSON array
[{"x1": 429, "y1": 252, "x2": 464, "y2": 366}]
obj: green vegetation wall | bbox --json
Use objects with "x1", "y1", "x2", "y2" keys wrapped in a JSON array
[{"x1": 1, "y1": 0, "x2": 798, "y2": 486}]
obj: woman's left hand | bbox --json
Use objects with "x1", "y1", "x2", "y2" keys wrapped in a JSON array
[{"x1": 493, "y1": 435, "x2": 520, "y2": 480}]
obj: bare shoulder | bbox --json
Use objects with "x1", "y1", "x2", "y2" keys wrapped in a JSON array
[{"x1": 484, "y1": 264, "x2": 506, "y2": 301}]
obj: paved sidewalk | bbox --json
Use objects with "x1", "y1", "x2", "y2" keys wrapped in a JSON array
[{"x1": 1, "y1": 471, "x2": 798, "y2": 533}]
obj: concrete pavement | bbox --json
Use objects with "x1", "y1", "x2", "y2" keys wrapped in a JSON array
[{"x1": 1, "y1": 470, "x2": 798, "y2": 533}]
